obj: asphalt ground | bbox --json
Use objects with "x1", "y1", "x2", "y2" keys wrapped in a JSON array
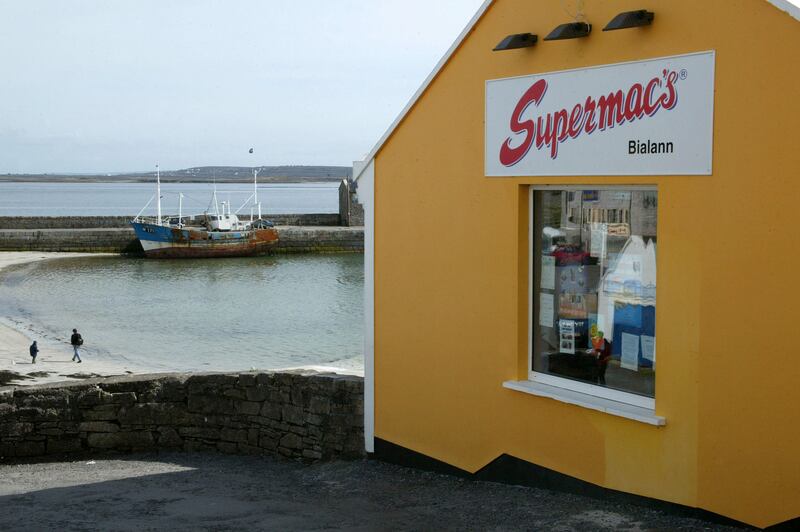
[{"x1": 0, "y1": 453, "x2": 744, "y2": 531}]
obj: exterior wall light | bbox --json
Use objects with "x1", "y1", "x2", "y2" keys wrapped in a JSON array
[
  {"x1": 603, "y1": 10, "x2": 654, "y2": 31},
  {"x1": 543, "y1": 22, "x2": 592, "y2": 41},
  {"x1": 493, "y1": 33, "x2": 538, "y2": 51}
]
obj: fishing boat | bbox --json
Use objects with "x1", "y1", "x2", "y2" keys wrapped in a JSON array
[{"x1": 131, "y1": 165, "x2": 279, "y2": 258}]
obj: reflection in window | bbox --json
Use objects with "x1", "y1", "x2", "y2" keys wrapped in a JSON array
[{"x1": 532, "y1": 189, "x2": 657, "y2": 398}]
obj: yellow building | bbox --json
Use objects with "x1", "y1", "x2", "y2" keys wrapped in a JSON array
[{"x1": 355, "y1": 0, "x2": 800, "y2": 528}]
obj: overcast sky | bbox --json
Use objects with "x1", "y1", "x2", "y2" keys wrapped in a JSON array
[
  {"x1": 3, "y1": 1, "x2": 798, "y2": 174},
  {"x1": 0, "y1": 0, "x2": 485, "y2": 173}
]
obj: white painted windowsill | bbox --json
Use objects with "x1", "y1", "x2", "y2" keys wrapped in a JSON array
[{"x1": 503, "y1": 380, "x2": 666, "y2": 426}]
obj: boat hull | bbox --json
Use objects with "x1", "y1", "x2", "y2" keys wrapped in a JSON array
[{"x1": 131, "y1": 222, "x2": 278, "y2": 259}]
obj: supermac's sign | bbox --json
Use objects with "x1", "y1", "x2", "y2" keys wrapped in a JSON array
[{"x1": 485, "y1": 51, "x2": 715, "y2": 176}]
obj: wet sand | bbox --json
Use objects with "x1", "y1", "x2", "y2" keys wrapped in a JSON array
[{"x1": 0, "y1": 252, "x2": 137, "y2": 387}]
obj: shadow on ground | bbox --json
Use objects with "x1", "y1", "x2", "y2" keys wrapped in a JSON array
[{"x1": 0, "y1": 453, "x2": 745, "y2": 531}]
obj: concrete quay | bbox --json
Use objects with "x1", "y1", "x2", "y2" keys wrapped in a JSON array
[
  {"x1": 0, "y1": 213, "x2": 341, "y2": 229},
  {"x1": 0, "y1": 225, "x2": 364, "y2": 254}
]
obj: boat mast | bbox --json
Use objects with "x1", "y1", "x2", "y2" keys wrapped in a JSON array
[
  {"x1": 249, "y1": 147, "x2": 261, "y2": 221},
  {"x1": 156, "y1": 164, "x2": 162, "y2": 225},
  {"x1": 254, "y1": 167, "x2": 262, "y2": 220},
  {"x1": 178, "y1": 193, "x2": 183, "y2": 226},
  {"x1": 212, "y1": 182, "x2": 220, "y2": 217}
]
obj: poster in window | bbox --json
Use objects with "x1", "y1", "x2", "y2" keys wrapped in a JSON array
[
  {"x1": 558, "y1": 293, "x2": 597, "y2": 319},
  {"x1": 590, "y1": 224, "x2": 607, "y2": 260},
  {"x1": 541, "y1": 255, "x2": 555, "y2": 290},
  {"x1": 621, "y1": 332, "x2": 640, "y2": 371},
  {"x1": 559, "y1": 319, "x2": 576, "y2": 354},
  {"x1": 539, "y1": 293, "x2": 554, "y2": 328},
  {"x1": 641, "y1": 335, "x2": 655, "y2": 364}
]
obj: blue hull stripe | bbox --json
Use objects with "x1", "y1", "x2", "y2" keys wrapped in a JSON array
[{"x1": 131, "y1": 222, "x2": 251, "y2": 244}]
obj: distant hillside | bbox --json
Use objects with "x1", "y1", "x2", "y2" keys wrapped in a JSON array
[{"x1": 0, "y1": 165, "x2": 352, "y2": 183}]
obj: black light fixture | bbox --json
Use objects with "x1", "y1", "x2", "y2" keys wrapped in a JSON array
[
  {"x1": 493, "y1": 33, "x2": 538, "y2": 51},
  {"x1": 543, "y1": 22, "x2": 592, "y2": 41},
  {"x1": 603, "y1": 10, "x2": 654, "y2": 31}
]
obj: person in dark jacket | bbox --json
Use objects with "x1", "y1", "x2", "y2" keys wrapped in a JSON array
[
  {"x1": 70, "y1": 329, "x2": 83, "y2": 363},
  {"x1": 29, "y1": 341, "x2": 39, "y2": 364}
]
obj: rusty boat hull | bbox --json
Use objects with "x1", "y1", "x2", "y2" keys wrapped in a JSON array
[{"x1": 131, "y1": 222, "x2": 278, "y2": 259}]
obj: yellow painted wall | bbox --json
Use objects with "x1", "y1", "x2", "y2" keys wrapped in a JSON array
[{"x1": 371, "y1": 0, "x2": 800, "y2": 528}]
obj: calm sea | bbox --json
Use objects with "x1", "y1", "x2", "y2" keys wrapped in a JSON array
[
  {"x1": 0, "y1": 181, "x2": 339, "y2": 216},
  {"x1": 0, "y1": 255, "x2": 364, "y2": 373}
]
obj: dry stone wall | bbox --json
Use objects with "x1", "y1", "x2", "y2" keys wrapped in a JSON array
[{"x1": 0, "y1": 372, "x2": 364, "y2": 462}]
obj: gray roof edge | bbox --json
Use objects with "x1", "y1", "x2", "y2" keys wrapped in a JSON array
[{"x1": 767, "y1": 0, "x2": 800, "y2": 21}]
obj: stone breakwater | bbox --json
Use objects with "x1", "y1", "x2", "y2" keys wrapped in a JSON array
[
  {"x1": 0, "y1": 214, "x2": 363, "y2": 254},
  {"x1": 0, "y1": 372, "x2": 364, "y2": 462},
  {"x1": 0, "y1": 226, "x2": 364, "y2": 254},
  {"x1": 0, "y1": 214, "x2": 341, "y2": 229}
]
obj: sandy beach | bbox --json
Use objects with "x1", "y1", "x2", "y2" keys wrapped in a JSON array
[{"x1": 0, "y1": 252, "x2": 139, "y2": 387}]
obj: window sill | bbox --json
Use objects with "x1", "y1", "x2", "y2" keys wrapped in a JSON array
[{"x1": 503, "y1": 380, "x2": 666, "y2": 426}]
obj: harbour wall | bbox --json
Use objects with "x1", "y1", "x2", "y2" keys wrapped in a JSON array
[
  {"x1": 0, "y1": 214, "x2": 341, "y2": 229},
  {"x1": 0, "y1": 372, "x2": 364, "y2": 462},
  {"x1": 0, "y1": 226, "x2": 364, "y2": 254}
]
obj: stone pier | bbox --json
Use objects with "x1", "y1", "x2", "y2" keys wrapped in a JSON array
[{"x1": 0, "y1": 226, "x2": 363, "y2": 254}]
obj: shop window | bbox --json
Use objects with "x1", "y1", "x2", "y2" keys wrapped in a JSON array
[{"x1": 531, "y1": 187, "x2": 657, "y2": 408}]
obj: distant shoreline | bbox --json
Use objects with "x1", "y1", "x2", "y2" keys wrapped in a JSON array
[
  {"x1": 0, "y1": 165, "x2": 352, "y2": 184},
  {"x1": 0, "y1": 177, "x2": 343, "y2": 184}
]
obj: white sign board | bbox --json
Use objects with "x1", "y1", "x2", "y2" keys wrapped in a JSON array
[{"x1": 485, "y1": 51, "x2": 715, "y2": 176}]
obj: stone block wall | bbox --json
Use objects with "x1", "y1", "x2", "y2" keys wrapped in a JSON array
[
  {"x1": 338, "y1": 180, "x2": 364, "y2": 227},
  {"x1": 0, "y1": 216, "x2": 134, "y2": 230},
  {"x1": 0, "y1": 372, "x2": 364, "y2": 462},
  {"x1": 270, "y1": 214, "x2": 341, "y2": 227},
  {"x1": 0, "y1": 226, "x2": 363, "y2": 254},
  {"x1": 0, "y1": 214, "x2": 341, "y2": 230},
  {"x1": 276, "y1": 226, "x2": 364, "y2": 252},
  {"x1": 0, "y1": 229, "x2": 141, "y2": 253}
]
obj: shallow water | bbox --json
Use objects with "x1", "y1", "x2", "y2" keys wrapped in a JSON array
[{"x1": 0, "y1": 254, "x2": 364, "y2": 373}]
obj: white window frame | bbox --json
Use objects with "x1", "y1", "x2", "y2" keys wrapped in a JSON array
[{"x1": 528, "y1": 184, "x2": 658, "y2": 411}]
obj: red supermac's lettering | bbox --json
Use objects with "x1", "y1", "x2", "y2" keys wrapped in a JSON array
[
  {"x1": 597, "y1": 90, "x2": 625, "y2": 130},
  {"x1": 534, "y1": 113, "x2": 554, "y2": 153},
  {"x1": 584, "y1": 96, "x2": 597, "y2": 133},
  {"x1": 661, "y1": 70, "x2": 679, "y2": 109},
  {"x1": 499, "y1": 70, "x2": 680, "y2": 166},
  {"x1": 567, "y1": 104, "x2": 584, "y2": 138},
  {"x1": 643, "y1": 78, "x2": 661, "y2": 115},
  {"x1": 624, "y1": 83, "x2": 645, "y2": 122},
  {"x1": 499, "y1": 79, "x2": 546, "y2": 167}
]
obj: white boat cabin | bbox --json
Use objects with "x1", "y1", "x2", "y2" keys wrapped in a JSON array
[{"x1": 207, "y1": 202, "x2": 250, "y2": 231}]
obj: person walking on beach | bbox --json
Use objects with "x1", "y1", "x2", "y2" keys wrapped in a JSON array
[
  {"x1": 70, "y1": 328, "x2": 83, "y2": 363},
  {"x1": 29, "y1": 341, "x2": 39, "y2": 364}
]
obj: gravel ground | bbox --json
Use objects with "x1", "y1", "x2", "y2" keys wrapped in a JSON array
[{"x1": 0, "y1": 453, "x2": 745, "y2": 531}]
